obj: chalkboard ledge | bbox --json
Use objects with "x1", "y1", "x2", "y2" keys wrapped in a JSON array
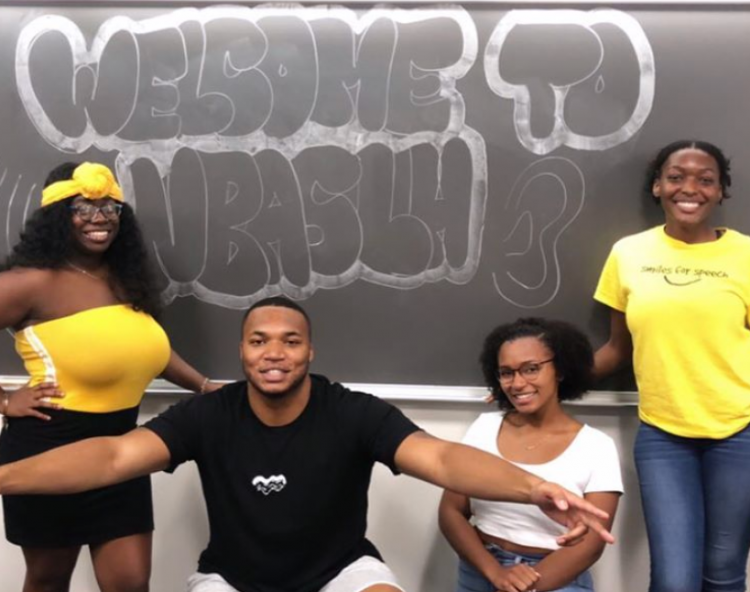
[{"x1": 0, "y1": 377, "x2": 638, "y2": 407}]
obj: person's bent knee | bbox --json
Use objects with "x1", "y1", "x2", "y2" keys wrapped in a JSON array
[
  {"x1": 186, "y1": 572, "x2": 240, "y2": 592},
  {"x1": 98, "y1": 573, "x2": 150, "y2": 592},
  {"x1": 23, "y1": 557, "x2": 77, "y2": 592},
  {"x1": 93, "y1": 557, "x2": 151, "y2": 592},
  {"x1": 184, "y1": 558, "x2": 404, "y2": 592},
  {"x1": 23, "y1": 572, "x2": 74, "y2": 592},
  {"x1": 320, "y1": 556, "x2": 405, "y2": 592}
]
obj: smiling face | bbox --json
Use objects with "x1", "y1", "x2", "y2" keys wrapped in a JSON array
[
  {"x1": 240, "y1": 305, "x2": 314, "y2": 401},
  {"x1": 653, "y1": 148, "x2": 723, "y2": 238},
  {"x1": 497, "y1": 336, "x2": 559, "y2": 415},
  {"x1": 69, "y1": 196, "x2": 120, "y2": 256}
]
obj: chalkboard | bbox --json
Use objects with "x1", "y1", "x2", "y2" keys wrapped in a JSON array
[{"x1": 1, "y1": 2, "x2": 748, "y2": 388}]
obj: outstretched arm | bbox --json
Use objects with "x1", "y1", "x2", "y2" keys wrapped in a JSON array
[
  {"x1": 396, "y1": 432, "x2": 613, "y2": 544},
  {"x1": 593, "y1": 310, "x2": 632, "y2": 380},
  {"x1": 0, "y1": 428, "x2": 170, "y2": 495}
]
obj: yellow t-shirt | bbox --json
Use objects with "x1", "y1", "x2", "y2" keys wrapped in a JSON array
[{"x1": 595, "y1": 226, "x2": 750, "y2": 438}]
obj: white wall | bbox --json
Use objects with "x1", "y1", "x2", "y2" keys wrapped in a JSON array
[{"x1": 0, "y1": 396, "x2": 647, "y2": 592}]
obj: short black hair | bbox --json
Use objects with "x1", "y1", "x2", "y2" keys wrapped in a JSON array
[
  {"x1": 241, "y1": 296, "x2": 312, "y2": 338},
  {"x1": 479, "y1": 317, "x2": 593, "y2": 411},
  {"x1": 645, "y1": 140, "x2": 732, "y2": 203}
]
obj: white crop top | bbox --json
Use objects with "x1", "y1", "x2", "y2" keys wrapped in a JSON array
[{"x1": 462, "y1": 412, "x2": 623, "y2": 550}]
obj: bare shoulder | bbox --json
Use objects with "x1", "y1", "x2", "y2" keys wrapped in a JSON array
[
  {"x1": 0, "y1": 267, "x2": 55, "y2": 328},
  {"x1": 0, "y1": 266, "x2": 54, "y2": 284},
  {"x1": 564, "y1": 415, "x2": 585, "y2": 433},
  {"x1": 0, "y1": 267, "x2": 55, "y2": 298}
]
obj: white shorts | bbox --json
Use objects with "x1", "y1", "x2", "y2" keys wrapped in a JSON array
[{"x1": 186, "y1": 556, "x2": 405, "y2": 592}]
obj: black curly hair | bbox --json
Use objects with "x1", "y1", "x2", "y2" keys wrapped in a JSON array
[
  {"x1": 645, "y1": 140, "x2": 732, "y2": 203},
  {"x1": 5, "y1": 162, "x2": 162, "y2": 317},
  {"x1": 479, "y1": 317, "x2": 593, "y2": 411}
]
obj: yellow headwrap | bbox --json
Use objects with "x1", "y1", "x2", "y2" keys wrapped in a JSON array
[{"x1": 41, "y1": 162, "x2": 123, "y2": 207}]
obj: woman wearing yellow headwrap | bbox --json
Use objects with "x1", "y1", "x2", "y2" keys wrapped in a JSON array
[{"x1": 0, "y1": 162, "x2": 220, "y2": 592}]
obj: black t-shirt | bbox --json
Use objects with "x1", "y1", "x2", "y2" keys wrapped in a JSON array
[{"x1": 144, "y1": 374, "x2": 421, "y2": 592}]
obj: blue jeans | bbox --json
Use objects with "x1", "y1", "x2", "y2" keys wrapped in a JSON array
[
  {"x1": 635, "y1": 422, "x2": 750, "y2": 592},
  {"x1": 456, "y1": 542, "x2": 594, "y2": 592}
]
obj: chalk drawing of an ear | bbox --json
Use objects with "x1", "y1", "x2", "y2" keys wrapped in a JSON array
[
  {"x1": 484, "y1": 9, "x2": 654, "y2": 155},
  {"x1": 492, "y1": 157, "x2": 584, "y2": 308}
]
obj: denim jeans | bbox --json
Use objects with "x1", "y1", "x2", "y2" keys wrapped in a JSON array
[
  {"x1": 635, "y1": 422, "x2": 750, "y2": 592},
  {"x1": 456, "y1": 542, "x2": 594, "y2": 592}
]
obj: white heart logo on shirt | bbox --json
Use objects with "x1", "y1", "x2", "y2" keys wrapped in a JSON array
[{"x1": 252, "y1": 474, "x2": 287, "y2": 495}]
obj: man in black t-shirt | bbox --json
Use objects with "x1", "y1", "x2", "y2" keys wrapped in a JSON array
[{"x1": 0, "y1": 297, "x2": 613, "y2": 592}]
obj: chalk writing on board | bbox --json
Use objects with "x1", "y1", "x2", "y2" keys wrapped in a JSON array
[
  {"x1": 16, "y1": 6, "x2": 488, "y2": 308},
  {"x1": 120, "y1": 137, "x2": 485, "y2": 307},
  {"x1": 15, "y1": 6, "x2": 479, "y2": 157},
  {"x1": 493, "y1": 157, "x2": 585, "y2": 308},
  {"x1": 0, "y1": 167, "x2": 34, "y2": 255},
  {"x1": 484, "y1": 9, "x2": 655, "y2": 155},
  {"x1": 13, "y1": 6, "x2": 654, "y2": 309}
]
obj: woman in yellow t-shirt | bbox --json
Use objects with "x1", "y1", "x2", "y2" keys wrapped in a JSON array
[
  {"x1": 594, "y1": 140, "x2": 750, "y2": 592},
  {"x1": 0, "y1": 162, "x2": 221, "y2": 592}
]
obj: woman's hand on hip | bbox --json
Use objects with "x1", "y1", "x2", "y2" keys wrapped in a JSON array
[{"x1": 5, "y1": 382, "x2": 64, "y2": 420}]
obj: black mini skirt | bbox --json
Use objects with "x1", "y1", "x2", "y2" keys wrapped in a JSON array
[{"x1": 0, "y1": 406, "x2": 153, "y2": 548}]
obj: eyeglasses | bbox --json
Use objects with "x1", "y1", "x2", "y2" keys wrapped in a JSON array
[
  {"x1": 70, "y1": 202, "x2": 123, "y2": 222},
  {"x1": 497, "y1": 358, "x2": 555, "y2": 383}
]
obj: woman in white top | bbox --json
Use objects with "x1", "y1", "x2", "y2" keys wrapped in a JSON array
[{"x1": 439, "y1": 318, "x2": 623, "y2": 592}]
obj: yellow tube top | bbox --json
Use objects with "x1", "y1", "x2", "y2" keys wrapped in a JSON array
[{"x1": 15, "y1": 304, "x2": 171, "y2": 413}]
